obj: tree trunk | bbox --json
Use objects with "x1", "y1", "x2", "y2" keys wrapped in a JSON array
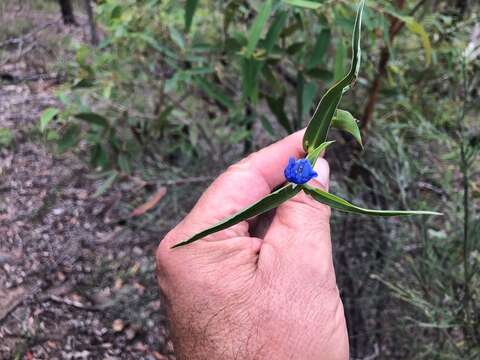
[
  {"x1": 58, "y1": 0, "x2": 77, "y2": 25},
  {"x1": 84, "y1": 0, "x2": 99, "y2": 46}
]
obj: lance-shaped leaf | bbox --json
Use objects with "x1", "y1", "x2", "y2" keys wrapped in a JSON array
[
  {"x1": 74, "y1": 112, "x2": 110, "y2": 127},
  {"x1": 306, "y1": 141, "x2": 335, "y2": 166},
  {"x1": 283, "y1": 0, "x2": 323, "y2": 9},
  {"x1": 303, "y1": 0, "x2": 365, "y2": 153},
  {"x1": 245, "y1": 0, "x2": 273, "y2": 58},
  {"x1": 332, "y1": 109, "x2": 363, "y2": 147},
  {"x1": 302, "y1": 185, "x2": 442, "y2": 217},
  {"x1": 172, "y1": 184, "x2": 301, "y2": 248},
  {"x1": 185, "y1": 0, "x2": 199, "y2": 33}
]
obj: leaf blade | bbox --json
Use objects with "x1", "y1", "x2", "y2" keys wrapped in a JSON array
[
  {"x1": 40, "y1": 108, "x2": 60, "y2": 133},
  {"x1": 172, "y1": 184, "x2": 301, "y2": 248},
  {"x1": 332, "y1": 109, "x2": 363, "y2": 147},
  {"x1": 185, "y1": 0, "x2": 199, "y2": 33},
  {"x1": 303, "y1": 0, "x2": 365, "y2": 153},
  {"x1": 245, "y1": 0, "x2": 273, "y2": 58},
  {"x1": 283, "y1": 0, "x2": 323, "y2": 9},
  {"x1": 302, "y1": 185, "x2": 442, "y2": 217},
  {"x1": 74, "y1": 112, "x2": 110, "y2": 127}
]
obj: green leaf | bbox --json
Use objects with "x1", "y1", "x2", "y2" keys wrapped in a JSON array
[
  {"x1": 260, "y1": 115, "x2": 275, "y2": 137},
  {"x1": 195, "y1": 78, "x2": 234, "y2": 108},
  {"x1": 302, "y1": 81, "x2": 318, "y2": 119},
  {"x1": 93, "y1": 171, "x2": 118, "y2": 198},
  {"x1": 169, "y1": 26, "x2": 185, "y2": 49},
  {"x1": 185, "y1": 0, "x2": 199, "y2": 33},
  {"x1": 90, "y1": 143, "x2": 109, "y2": 169},
  {"x1": 385, "y1": 11, "x2": 432, "y2": 65},
  {"x1": 307, "y1": 27, "x2": 331, "y2": 69},
  {"x1": 296, "y1": 71, "x2": 305, "y2": 130},
  {"x1": 245, "y1": 0, "x2": 273, "y2": 58},
  {"x1": 74, "y1": 112, "x2": 110, "y2": 127},
  {"x1": 58, "y1": 124, "x2": 81, "y2": 153},
  {"x1": 264, "y1": 11, "x2": 288, "y2": 54},
  {"x1": 303, "y1": 0, "x2": 365, "y2": 153},
  {"x1": 403, "y1": 17, "x2": 432, "y2": 66},
  {"x1": 306, "y1": 68, "x2": 333, "y2": 81},
  {"x1": 72, "y1": 78, "x2": 94, "y2": 89},
  {"x1": 332, "y1": 109, "x2": 363, "y2": 147},
  {"x1": 40, "y1": 107, "x2": 60, "y2": 132},
  {"x1": 172, "y1": 184, "x2": 301, "y2": 248},
  {"x1": 283, "y1": 0, "x2": 323, "y2": 9},
  {"x1": 306, "y1": 141, "x2": 335, "y2": 166},
  {"x1": 302, "y1": 185, "x2": 442, "y2": 217},
  {"x1": 0, "y1": 128, "x2": 13, "y2": 147},
  {"x1": 241, "y1": 58, "x2": 261, "y2": 103},
  {"x1": 266, "y1": 94, "x2": 292, "y2": 133}
]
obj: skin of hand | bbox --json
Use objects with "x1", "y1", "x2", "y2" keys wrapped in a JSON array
[{"x1": 156, "y1": 130, "x2": 349, "y2": 360}]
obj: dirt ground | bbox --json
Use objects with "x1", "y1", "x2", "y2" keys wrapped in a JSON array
[{"x1": 0, "y1": 7, "x2": 203, "y2": 360}]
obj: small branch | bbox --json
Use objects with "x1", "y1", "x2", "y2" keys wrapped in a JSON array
[{"x1": 360, "y1": 0, "x2": 426, "y2": 130}]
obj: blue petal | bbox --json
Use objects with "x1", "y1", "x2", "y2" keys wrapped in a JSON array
[{"x1": 284, "y1": 157, "x2": 318, "y2": 185}]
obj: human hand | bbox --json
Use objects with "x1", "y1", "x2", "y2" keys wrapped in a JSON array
[{"x1": 156, "y1": 130, "x2": 348, "y2": 360}]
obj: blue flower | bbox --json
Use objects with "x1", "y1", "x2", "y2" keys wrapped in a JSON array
[{"x1": 284, "y1": 157, "x2": 318, "y2": 185}]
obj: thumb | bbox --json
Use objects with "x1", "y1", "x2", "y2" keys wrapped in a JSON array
[
  {"x1": 261, "y1": 158, "x2": 334, "y2": 275},
  {"x1": 269, "y1": 157, "x2": 331, "y2": 232}
]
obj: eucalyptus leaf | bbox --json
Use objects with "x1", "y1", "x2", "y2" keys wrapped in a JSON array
[
  {"x1": 283, "y1": 0, "x2": 323, "y2": 9},
  {"x1": 185, "y1": 0, "x2": 199, "y2": 33},
  {"x1": 266, "y1": 94, "x2": 292, "y2": 133},
  {"x1": 307, "y1": 27, "x2": 331, "y2": 69},
  {"x1": 172, "y1": 184, "x2": 301, "y2": 248},
  {"x1": 264, "y1": 11, "x2": 288, "y2": 54},
  {"x1": 302, "y1": 185, "x2": 442, "y2": 217},
  {"x1": 74, "y1": 112, "x2": 110, "y2": 127},
  {"x1": 93, "y1": 171, "x2": 118, "y2": 198},
  {"x1": 58, "y1": 123, "x2": 81, "y2": 153},
  {"x1": 40, "y1": 107, "x2": 60, "y2": 133},
  {"x1": 384, "y1": 11, "x2": 432, "y2": 65},
  {"x1": 303, "y1": 0, "x2": 364, "y2": 153},
  {"x1": 195, "y1": 78, "x2": 234, "y2": 108},
  {"x1": 245, "y1": 0, "x2": 273, "y2": 58},
  {"x1": 332, "y1": 109, "x2": 363, "y2": 147}
]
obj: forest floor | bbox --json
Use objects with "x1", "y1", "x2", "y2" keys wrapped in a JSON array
[{"x1": 0, "y1": 5, "x2": 197, "y2": 360}]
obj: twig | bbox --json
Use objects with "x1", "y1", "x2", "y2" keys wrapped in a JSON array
[
  {"x1": 360, "y1": 0, "x2": 427, "y2": 130},
  {"x1": 0, "y1": 21, "x2": 57, "y2": 48}
]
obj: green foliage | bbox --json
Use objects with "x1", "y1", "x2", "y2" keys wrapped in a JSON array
[
  {"x1": 36, "y1": 0, "x2": 479, "y2": 357},
  {"x1": 44, "y1": 0, "x2": 385, "y2": 172},
  {"x1": 172, "y1": 1, "x2": 440, "y2": 249},
  {"x1": 0, "y1": 128, "x2": 13, "y2": 147}
]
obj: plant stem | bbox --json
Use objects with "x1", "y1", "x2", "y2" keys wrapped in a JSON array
[{"x1": 458, "y1": 58, "x2": 472, "y2": 351}]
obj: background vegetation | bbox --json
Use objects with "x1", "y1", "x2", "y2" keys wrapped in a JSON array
[{"x1": 1, "y1": 0, "x2": 479, "y2": 358}]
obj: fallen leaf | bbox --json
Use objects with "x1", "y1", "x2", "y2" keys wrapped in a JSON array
[{"x1": 130, "y1": 187, "x2": 167, "y2": 217}]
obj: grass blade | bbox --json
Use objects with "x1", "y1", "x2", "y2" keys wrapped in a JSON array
[
  {"x1": 302, "y1": 185, "x2": 442, "y2": 217},
  {"x1": 172, "y1": 184, "x2": 301, "y2": 248}
]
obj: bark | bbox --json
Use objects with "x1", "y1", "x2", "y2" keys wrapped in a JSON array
[
  {"x1": 58, "y1": 0, "x2": 77, "y2": 26},
  {"x1": 84, "y1": 0, "x2": 99, "y2": 46}
]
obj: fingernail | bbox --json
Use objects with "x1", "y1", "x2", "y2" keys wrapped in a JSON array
[{"x1": 310, "y1": 158, "x2": 330, "y2": 191}]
